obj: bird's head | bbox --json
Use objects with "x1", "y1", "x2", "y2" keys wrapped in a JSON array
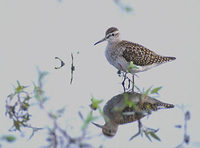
[
  {"x1": 94, "y1": 27, "x2": 120, "y2": 45},
  {"x1": 92, "y1": 122, "x2": 118, "y2": 137}
]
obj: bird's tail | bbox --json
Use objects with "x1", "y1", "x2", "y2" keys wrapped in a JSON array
[
  {"x1": 162, "y1": 56, "x2": 176, "y2": 62},
  {"x1": 153, "y1": 55, "x2": 176, "y2": 64},
  {"x1": 140, "y1": 98, "x2": 175, "y2": 111}
]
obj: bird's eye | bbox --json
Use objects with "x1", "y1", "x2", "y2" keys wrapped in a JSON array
[{"x1": 112, "y1": 33, "x2": 114, "y2": 36}]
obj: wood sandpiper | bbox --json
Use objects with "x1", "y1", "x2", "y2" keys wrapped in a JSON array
[
  {"x1": 94, "y1": 27, "x2": 176, "y2": 80},
  {"x1": 92, "y1": 92, "x2": 174, "y2": 137}
]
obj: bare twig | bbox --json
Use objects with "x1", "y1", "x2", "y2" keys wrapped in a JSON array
[
  {"x1": 70, "y1": 53, "x2": 75, "y2": 84},
  {"x1": 120, "y1": 72, "x2": 134, "y2": 92},
  {"x1": 54, "y1": 57, "x2": 65, "y2": 69},
  {"x1": 175, "y1": 110, "x2": 191, "y2": 148}
]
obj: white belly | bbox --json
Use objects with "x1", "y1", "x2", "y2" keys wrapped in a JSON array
[{"x1": 105, "y1": 46, "x2": 124, "y2": 70}]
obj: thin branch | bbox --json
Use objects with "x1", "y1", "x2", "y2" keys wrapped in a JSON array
[
  {"x1": 176, "y1": 110, "x2": 191, "y2": 148},
  {"x1": 70, "y1": 53, "x2": 75, "y2": 84},
  {"x1": 54, "y1": 57, "x2": 65, "y2": 69}
]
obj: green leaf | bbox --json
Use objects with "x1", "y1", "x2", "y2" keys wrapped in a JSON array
[
  {"x1": 14, "y1": 121, "x2": 20, "y2": 131},
  {"x1": 145, "y1": 104, "x2": 151, "y2": 109},
  {"x1": 149, "y1": 132, "x2": 161, "y2": 141},
  {"x1": 98, "y1": 107, "x2": 104, "y2": 116},
  {"x1": 129, "y1": 61, "x2": 134, "y2": 69},
  {"x1": 144, "y1": 86, "x2": 152, "y2": 96},
  {"x1": 24, "y1": 95, "x2": 31, "y2": 101},
  {"x1": 144, "y1": 130, "x2": 152, "y2": 142},
  {"x1": 22, "y1": 114, "x2": 30, "y2": 122},
  {"x1": 48, "y1": 112, "x2": 58, "y2": 120},
  {"x1": 37, "y1": 68, "x2": 48, "y2": 84},
  {"x1": 2, "y1": 135, "x2": 16, "y2": 142},
  {"x1": 90, "y1": 97, "x2": 103, "y2": 110},
  {"x1": 15, "y1": 81, "x2": 23, "y2": 93},
  {"x1": 151, "y1": 87, "x2": 162, "y2": 94},
  {"x1": 21, "y1": 102, "x2": 30, "y2": 111},
  {"x1": 81, "y1": 111, "x2": 98, "y2": 130},
  {"x1": 124, "y1": 93, "x2": 137, "y2": 109},
  {"x1": 125, "y1": 6, "x2": 133, "y2": 12},
  {"x1": 127, "y1": 61, "x2": 139, "y2": 72}
]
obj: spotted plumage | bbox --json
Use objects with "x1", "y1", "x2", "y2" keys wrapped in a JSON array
[
  {"x1": 121, "y1": 41, "x2": 176, "y2": 66},
  {"x1": 111, "y1": 93, "x2": 174, "y2": 124},
  {"x1": 92, "y1": 92, "x2": 174, "y2": 137},
  {"x1": 94, "y1": 27, "x2": 176, "y2": 74},
  {"x1": 140, "y1": 101, "x2": 174, "y2": 111}
]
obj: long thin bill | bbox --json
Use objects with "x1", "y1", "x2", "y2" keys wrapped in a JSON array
[
  {"x1": 94, "y1": 38, "x2": 105, "y2": 46},
  {"x1": 92, "y1": 122, "x2": 103, "y2": 128}
]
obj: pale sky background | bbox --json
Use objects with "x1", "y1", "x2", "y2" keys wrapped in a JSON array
[{"x1": 0, "y1": 0, "x2": 200, "y2": 148}]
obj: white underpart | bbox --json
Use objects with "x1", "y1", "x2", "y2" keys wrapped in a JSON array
[
  {"x1": 106, "y1": 51, "x2": 162, "y2": 74},
  {"x1": 130, "y1": 63, "x2": 162, "y2": 73},
  {"x1": 156, "y1": 105, "x2": 170, "y2": 109},
  {"x1": 122, "y1": 111, "x2": 149, "y2": 116},
  {"x1": 122, "y1": 111, "x2": 136, "y2": 116}
]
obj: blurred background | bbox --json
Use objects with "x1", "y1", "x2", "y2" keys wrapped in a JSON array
[{"x1": 0, "y1": 0, "x2": 200, "y2": 147}]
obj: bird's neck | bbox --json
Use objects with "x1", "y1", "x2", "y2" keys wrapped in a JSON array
[
  {"x1": 105, "y1": 121, "x2": 118, "y2": 129},
  {"x1": 108, "y1": 38, "x2": 121, "y2": 45}
]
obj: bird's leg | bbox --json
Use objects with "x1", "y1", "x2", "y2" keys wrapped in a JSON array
[
  {"x1": 132, "y1": 74, "x2": 135, "y2": 92},
  {"x1": 121, "y1": 73, "x2": 134, "y2": 92},
  {"x1": 138, "y1": 119, "x2": 142, "y2": 133},
  {"x1": 117, "y1": 70, "x2": 121, "y2": 76},
  {"x1": 118, "y1": 63, "x2": 129, "y2": 92},
  {"x1": 129, "y1": 119, "x2": 142, "y2": 141},
  {"x1": 122, "y1": 72, "x2": 127, "y2": 92}
]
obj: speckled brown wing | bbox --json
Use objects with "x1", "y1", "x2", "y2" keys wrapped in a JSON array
[
  {"x1": 121, "y1": 41, "x2": 175, "y2": 66},
  {"x1": 118, "y1": 101, "x2": 174, "y2": 124},
  {"x1": 140, "y1": 102, "x2": 174, "y2": 111}
]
